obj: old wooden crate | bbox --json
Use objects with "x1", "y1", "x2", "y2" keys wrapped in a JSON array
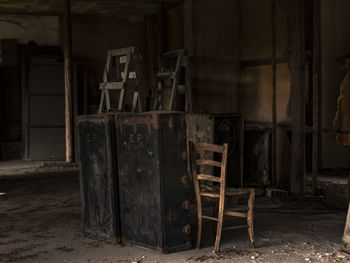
[
  {"x1": 115, "y1": 112, "x2": 191, "y2": 253},
  {"x1": 77, "y1": 114, "x2": 121, "y2": 242}
]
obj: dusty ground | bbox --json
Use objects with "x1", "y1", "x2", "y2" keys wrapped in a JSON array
[{"x1": 0, "y1": 172, "x2": 349, "y2": 263}]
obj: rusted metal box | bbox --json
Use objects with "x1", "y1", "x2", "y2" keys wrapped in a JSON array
[
  {"x1": 77, "y1": 114, "x2": 121, "y2": 242},
  {"x1": 115, "y1": 112, "x2": 191, "y2": 253}
]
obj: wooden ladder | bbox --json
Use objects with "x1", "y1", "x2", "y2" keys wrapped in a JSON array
[
  {"x1": 98, "y1": 47, "x2": 144, "y2": 113},
  {"x1": 153, "y1": 49, "x2": 195, "y2": 112}
]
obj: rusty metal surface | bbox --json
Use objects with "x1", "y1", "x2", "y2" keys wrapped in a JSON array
[{"x1": 116, "y1": 112, "x2": 191, "y2": 253}]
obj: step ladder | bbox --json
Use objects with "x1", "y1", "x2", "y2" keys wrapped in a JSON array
[
  {"x1": 98, "y1": 47, "x2": 144, "y2": 113},
  {"x1": 153, "y1": 49, "x2": 195, "y2": 112}
]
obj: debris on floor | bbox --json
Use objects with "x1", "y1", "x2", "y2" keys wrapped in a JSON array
[{"x1": 0, "y1": 174, "x2": 349, "y2": 262}]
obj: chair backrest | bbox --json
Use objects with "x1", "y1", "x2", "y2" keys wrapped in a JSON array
[{"x1": 190, "y1": 142, "x2": 229, "y2": 191}]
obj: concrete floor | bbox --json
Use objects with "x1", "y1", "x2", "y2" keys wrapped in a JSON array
[
  {"x1": 0, "y1": 160, "x2": 78, "y2": 177},
  {"x1": 0, "y1": 172, "x2": 349, "y2": 263}
]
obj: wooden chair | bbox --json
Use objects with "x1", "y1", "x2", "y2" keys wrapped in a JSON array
[{"x1": 190, "y1": 142, "x2": 255, "y2": 252}]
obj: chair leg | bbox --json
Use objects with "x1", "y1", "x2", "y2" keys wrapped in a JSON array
[
  {"x1": 247, "y1": 189, "x2": 255, "y2": 248},
  {"x1": 212, "y1": 202, "x2": 219, "y2": 242},
  {"x1": 196, "y1": 215, "x2": 202, "y2": 249},
  {"x1": 214, "y1": 212, "x2": 224, "y2": 252}
]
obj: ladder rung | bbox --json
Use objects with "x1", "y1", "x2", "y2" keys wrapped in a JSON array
[
  {"x1": 110, "y1": 47, "x2": 134, "y2": 56},
  {"x1": 157, "y1": 72, "x2": 175, "y2": 79},
  {"x1": 196, "y1": 159, "x2": 222, "y2": 167},
  {"x1": 100, "y1": 82, "x2": 124, "y2": 90},
  {"x1": 197, "y1": 174, "x2": 221, "y2": 182},
  {"x1": 200, "y1": 192, "x2": 220, "y2": 198},
  {"x1": 202, "y1": 215, "x2": 218, "y2": 221},
  {"x1": 223, "y1": 225, "x2": 248, "y2": 231}
]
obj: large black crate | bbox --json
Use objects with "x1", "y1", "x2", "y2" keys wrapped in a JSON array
[
  {"x1": 77, "y1": 114, "x2": 121, "y2": 242},
  {"x1": 115, "y1": 112, "x2": 191, "y2": 253}
]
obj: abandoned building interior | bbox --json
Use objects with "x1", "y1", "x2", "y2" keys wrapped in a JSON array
[{"x1": 1, "y1": 0, "x2": 350, "y2": 262}]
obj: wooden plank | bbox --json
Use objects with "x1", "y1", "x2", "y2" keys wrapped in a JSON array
[
  {"x1": 110, "y1": 47, "x2": 134, "y2": 56},
  {"x1": 63, "y1": 0, "x2": 74, "y2": 162},
  {"x1": 289, "y1": 0, "x2": 306, "y2": 195},
  {"x1": 312, "y1": 0, "x2": 321, "y2": 195},
  {"x1": 195, "y1": 159, "x2": 222, "y2": 167},
  {"x1": 194, "y1": 143, "x2": 225, "y2": 153},
  {"x1": 99, "y1": 82, "x2": 124, "y2": 90}
]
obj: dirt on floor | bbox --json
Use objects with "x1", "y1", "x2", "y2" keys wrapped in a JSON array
[{"x1": 0, "y1": 172, "x2": 349, "y2": 263}]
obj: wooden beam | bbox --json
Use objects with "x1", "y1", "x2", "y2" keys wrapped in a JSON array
[
  {"x1": 312, "y1": 0, "x2": 321, "y2": 194},
  {"x1": 63, "y1": 0, "x2": 74, "y2": 163},
  {"x1": 271, "y1": 0, "x2": 277, "y2": 186},
  {"x1": 289, "y1": 0, "x2": 306, "y2": 195}
]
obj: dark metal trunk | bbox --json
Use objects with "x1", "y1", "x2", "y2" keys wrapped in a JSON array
[
  {"x1": 115, "y1": 112, "x2": 191, "y2": 253},
  {"x1": 77, "y1": 114, "x2": 121, "y2": 242}
]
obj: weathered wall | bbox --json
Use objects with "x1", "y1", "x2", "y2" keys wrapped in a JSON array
[
  {"x1": 238, "y1": 0, "x2": 291, "y2": 185},
  {"x1": 239, "y1": 0, "x2": 290, "y2": 123},
  {"x1": 192, "y1": 0, "x2": 240, "y2": 113},
  {"x1": 321, "y1": 0, "x2": 350, "y2": 168},
  {"x1": 0, "y1": 15, "x2": 59, "y2": 46},
  {"x1": 0, "y1": 15, "x2": 59, "y2": 159}
]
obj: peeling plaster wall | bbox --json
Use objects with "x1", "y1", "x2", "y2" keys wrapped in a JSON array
[
  {"x1": 321, "y1": 0, "x2": 350, "y2": 169},
  {"x1": 0, "y1": 15, "x2": 59, "y2": 46}
]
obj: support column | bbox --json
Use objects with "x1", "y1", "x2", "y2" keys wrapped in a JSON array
[
  {"x1": 271, "y1": 0, "x2": 277, "y2": 186},
  {"x1": 312, "y1": 0, "x2": 321, "y2": 194},
  {"x1": 290, "y1": 0, "x2": 306, "y2": 195},
  {"x1": 63, "y1": 0, "x2": 74, "y2": 162}
]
